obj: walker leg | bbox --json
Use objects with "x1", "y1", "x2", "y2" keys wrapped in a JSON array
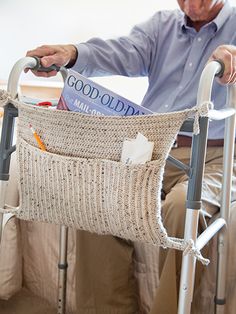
[
  {"x1": 178, "y1": 120, "x2": 208, "y2": 314},
  {"x1": 215, "y1": 90, "x2": 236, "y2": 313},
  {"x1": 0, "y1": 103, "x2": 17, "y2": 243},
  {"x1": 178, "y1": 209, "x2": 199, "y2": 314},
  {"x1": 178, "y1": 254, "x2": 197, "y2": 314},
  {"x1": 57, "y1": 225, "x2": 68, "y2": 314},
  {"x1": 0, "y1": 181, "x2": 9, "y2": 241},
  {"x1": 215, "y1": 229, "x2": 228, "y2": 314}
]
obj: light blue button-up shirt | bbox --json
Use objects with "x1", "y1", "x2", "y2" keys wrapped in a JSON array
[{"x1": 72, "y1": 1, "x2": 236, "y2": 139}]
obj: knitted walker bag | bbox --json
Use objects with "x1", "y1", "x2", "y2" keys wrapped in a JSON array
[{"x1": 0, "y1": 90, "x2": 211, "y2": 264}]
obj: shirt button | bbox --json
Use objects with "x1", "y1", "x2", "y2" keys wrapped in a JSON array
[
  {"x1": 189, "y1": 62, "x2": 193, "y2": 67},
  {"x1": 197, "y1": 37, "x2": 202, "y2": 42},
  {"x1": 164, "y1": 104, "x2": 168, "y2": 108}
]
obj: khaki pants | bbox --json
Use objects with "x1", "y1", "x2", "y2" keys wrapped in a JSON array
[
  {"x1": 76, "y1": 146, "x2": 236, "y2": 314},
  {"x1": 76, "y1": 232, "x2": 139, "y2": 314}
]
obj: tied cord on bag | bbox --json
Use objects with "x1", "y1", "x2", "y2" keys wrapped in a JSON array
[
  {"x1": 0, "y1": 90, "x2": 11, "y2": 106},
  {"x1": 0, "y1": 89, "x2": 21, "y2": 108},
  {"x1": 167, "y1": 237, "x2": 210, "y2": 266},
  {"x1": 183, "y1": 239, "x2": 210, "y2": 266},
  {"x1": 193, "y1": 101, "x2": 214, "y2": 135}
]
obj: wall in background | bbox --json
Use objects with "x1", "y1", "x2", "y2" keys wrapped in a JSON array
[
  {"x1": 1, "y1": 0, "x2": 235, "y2": 103},
  {"x1": 0, "y1": 1, "x2": 178, "y2": 78}
]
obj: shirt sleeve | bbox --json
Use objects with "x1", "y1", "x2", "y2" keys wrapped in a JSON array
[{"x1": 71, "y1": 14, "x2": 159, "y2": 78}]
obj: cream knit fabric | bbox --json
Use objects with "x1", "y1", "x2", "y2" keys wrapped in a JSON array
[{"x1": 0, "y1": 89, "x2": 211, "y2": 264}]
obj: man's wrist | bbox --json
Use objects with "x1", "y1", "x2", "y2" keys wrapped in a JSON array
[{"x1": 65, "y1": 45, "x2": 78, "y2": 68}]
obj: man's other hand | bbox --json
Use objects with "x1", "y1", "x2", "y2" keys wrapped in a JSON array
[{"x1": 209, "y1": 45, "x2": 236, "y2": 84}]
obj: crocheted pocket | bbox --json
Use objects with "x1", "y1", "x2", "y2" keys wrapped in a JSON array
[{"x1": 17, "y1": 138, "x2": 167, "y2": 245}]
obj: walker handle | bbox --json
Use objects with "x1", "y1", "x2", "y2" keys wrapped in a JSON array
[
  {"x1": 197, "y1": 60, "x2": 225, "y2": 106},
  {"x1": 7, "y1": 57, "x2": 67, "y2": 99},
  {"x1": 215, "y1": 59, "x2": 225, "y2": 78},
  {"x1": 32, "y1": 56, "x2": 61, "y2": 73}
]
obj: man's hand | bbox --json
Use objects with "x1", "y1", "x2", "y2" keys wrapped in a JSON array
[
  {"x1": 25, "y1": 44, "x2": 78, "y2": 77},
  {"x1": 209, "y1": 45, "x2": 236, "y2": 84}
]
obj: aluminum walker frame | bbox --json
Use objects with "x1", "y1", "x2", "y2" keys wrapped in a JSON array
[
  {"x1": 0, "y1": 57, "x2": 235, "y2": 314},
  {"x1": 176, "y1": 62, "x2": 236, "y2": 314}
]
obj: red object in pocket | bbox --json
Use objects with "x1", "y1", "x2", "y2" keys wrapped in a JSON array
[{"x1": 36, "y1": 101, "x2": 52, "y2": 107}]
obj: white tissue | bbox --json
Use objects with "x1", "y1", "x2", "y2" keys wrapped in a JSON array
[{"x1": 121, "y1": 132, "x2": 154, "y2": 165}]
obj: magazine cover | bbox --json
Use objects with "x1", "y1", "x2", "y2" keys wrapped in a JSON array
[{"x1": 57, "y1": 70, "x2": 153, "y2": 116}]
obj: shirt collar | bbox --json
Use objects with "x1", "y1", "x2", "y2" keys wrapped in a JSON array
[{"x1": 180, "y1": 1, "x2": 232, "y2": 33}]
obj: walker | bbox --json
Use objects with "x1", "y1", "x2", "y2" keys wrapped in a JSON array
[{"x1": 0, "y1": 57, "x2": 235, "y2": 314}]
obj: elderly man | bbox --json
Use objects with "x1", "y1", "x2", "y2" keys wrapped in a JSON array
[{"x1": 26, "y1": 0, "x2": 236, "y2": 313}]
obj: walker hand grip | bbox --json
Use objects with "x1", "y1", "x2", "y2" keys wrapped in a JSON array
[
  {"x1": 32, "y1": 56, "x2": 61, "y2": 72},
  {"x1": 215, "y1": 59, "x2": 225, "y2": 78}
]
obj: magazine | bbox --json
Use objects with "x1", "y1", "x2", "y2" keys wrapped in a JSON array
[{"x1": 57, "y1": 69, "x2": 153, "y2": 116}]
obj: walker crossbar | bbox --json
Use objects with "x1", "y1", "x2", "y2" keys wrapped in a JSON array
[
  {"x1": 180, "y1": 118, "x2": 194, "y2": 132},
  {"x1": 196, "y1": 218, "x2": 226, "y2": 251},
  {"x1": 167, "y1": 155, "x2": 191, "y2": 175},
  {"x1": 208, "y1": 107, "x2": 236, "y2": 120}
]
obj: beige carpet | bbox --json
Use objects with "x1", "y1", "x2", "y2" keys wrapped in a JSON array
[{"x1": 0, "y1": 288, "x2": 56, "y2": 314}]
